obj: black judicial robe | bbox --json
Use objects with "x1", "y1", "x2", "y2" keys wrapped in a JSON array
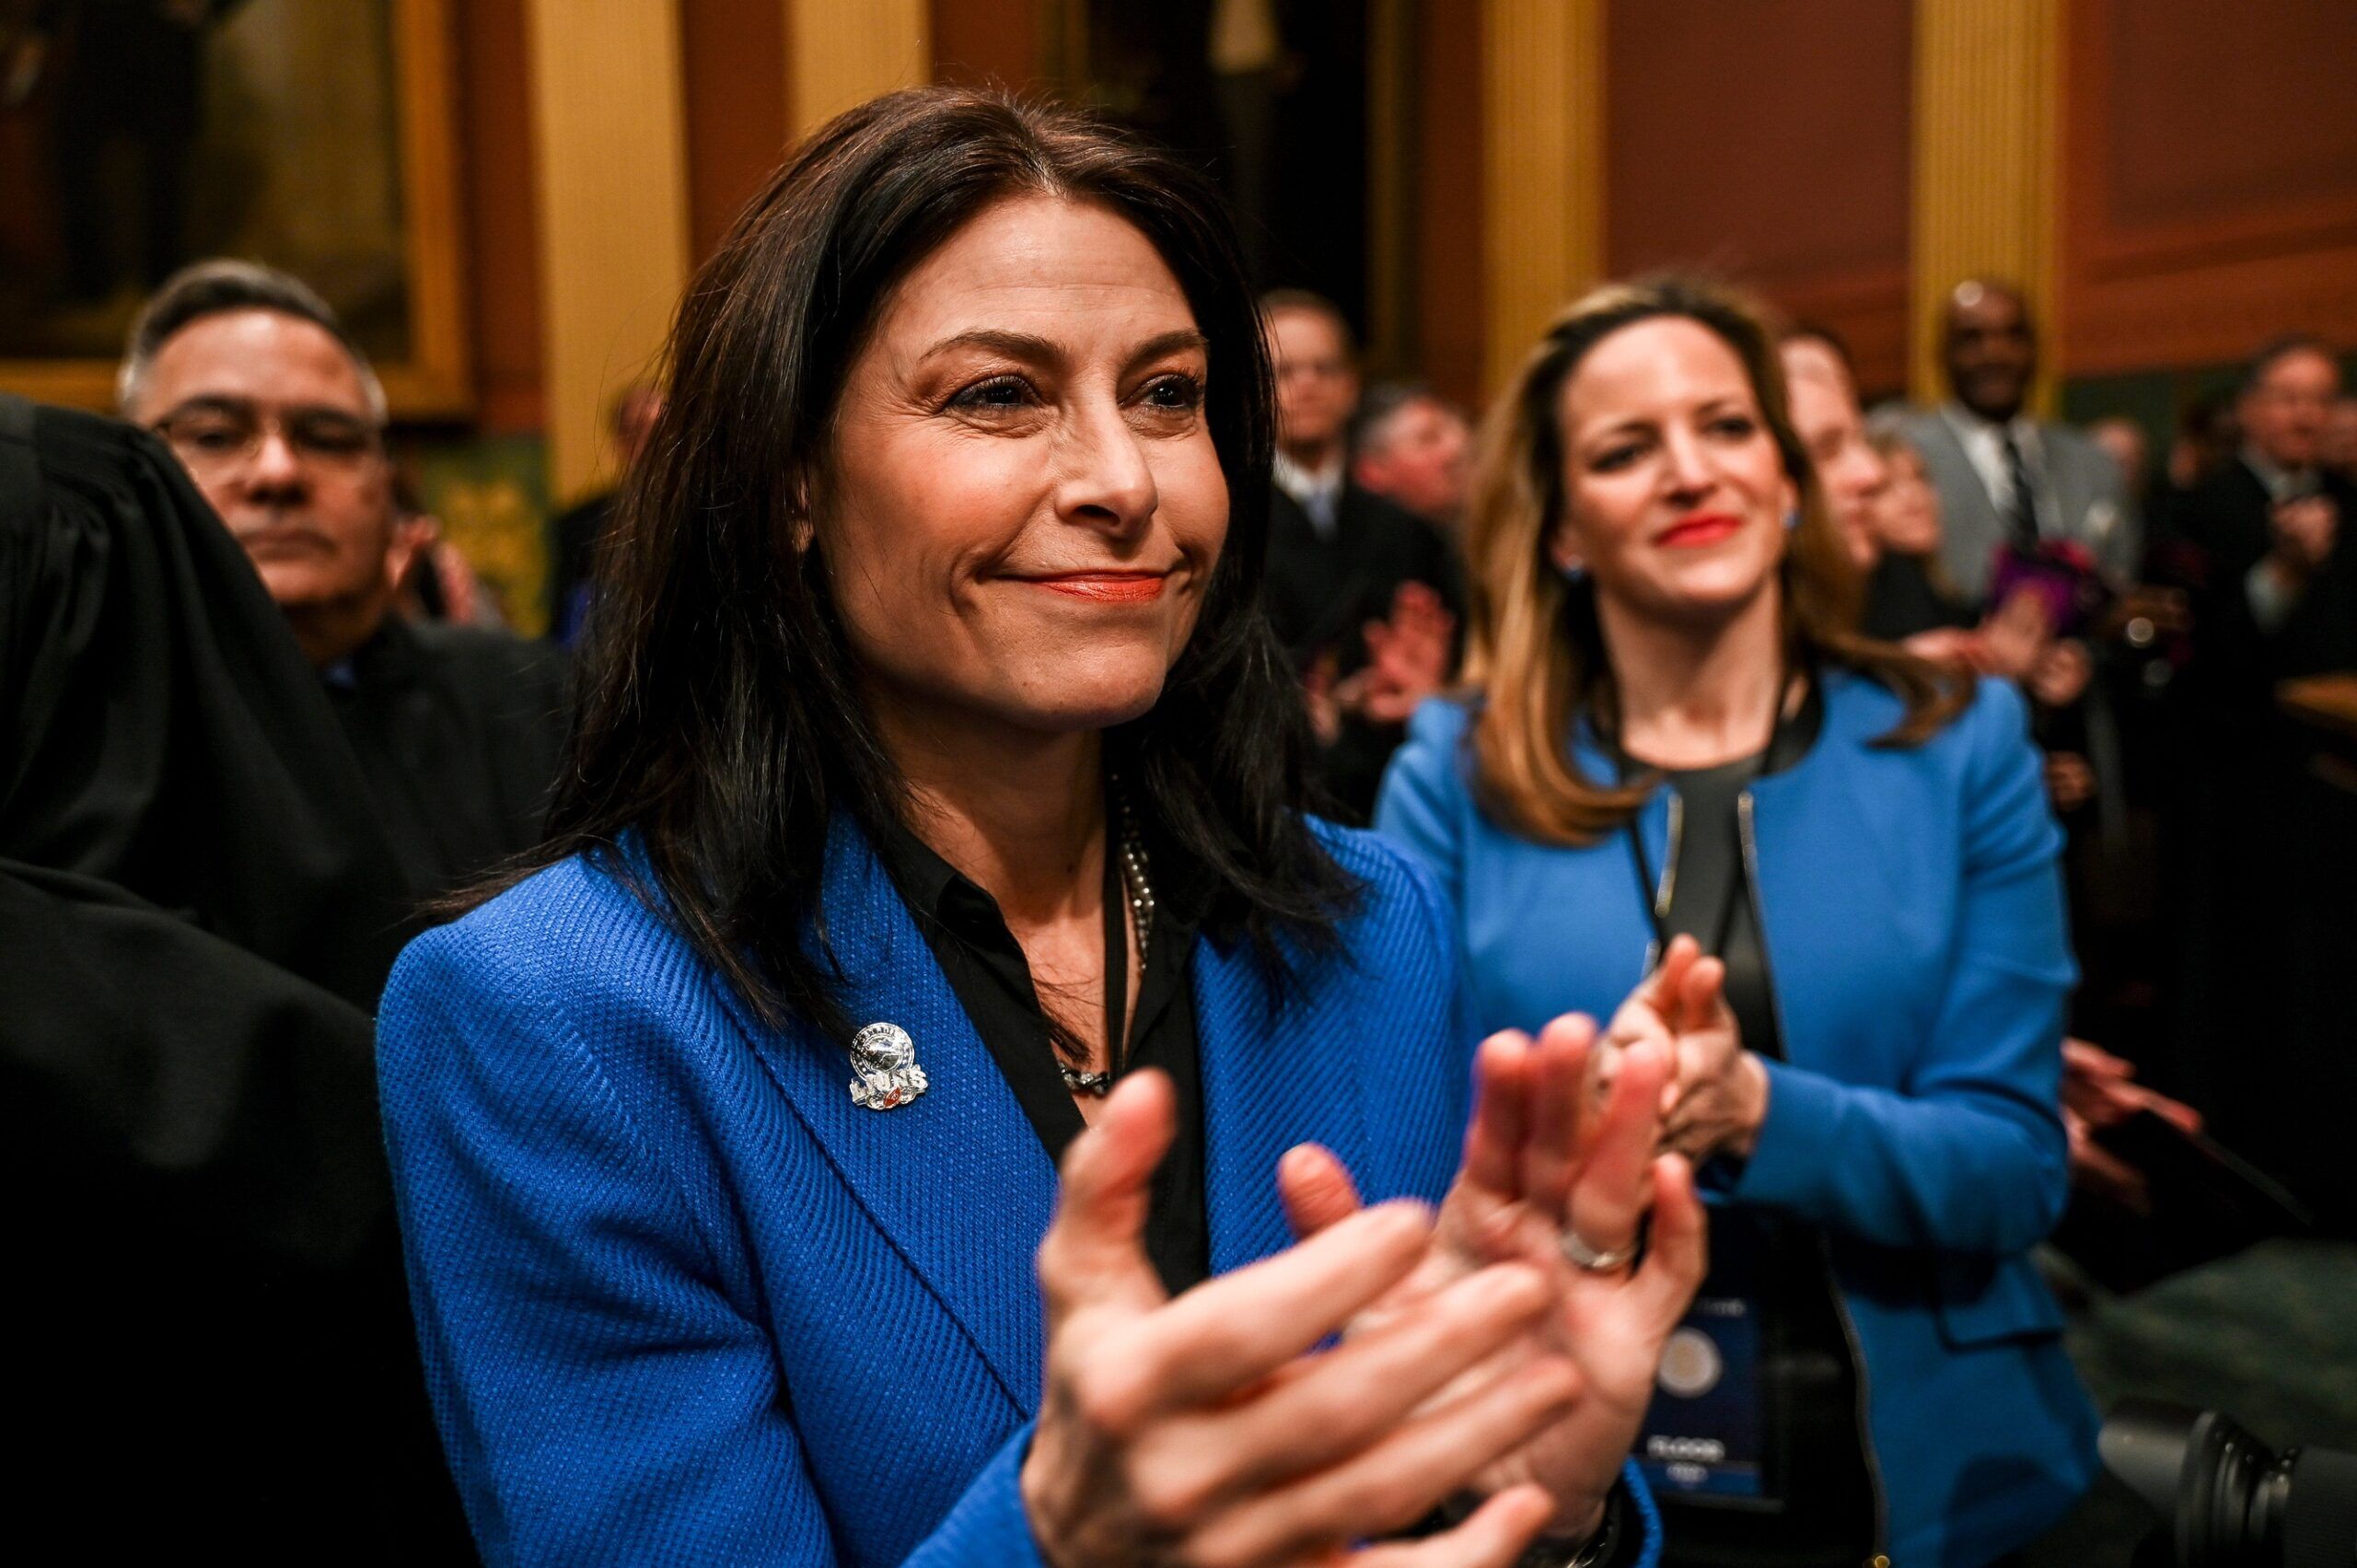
[{"x1": 0, "y1": 397, "x2": 473, "y2": 1561}]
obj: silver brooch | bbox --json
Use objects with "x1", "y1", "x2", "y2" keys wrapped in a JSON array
[{"x1": 848, "y1": 1021, "x2": 928, "y2": 1110}]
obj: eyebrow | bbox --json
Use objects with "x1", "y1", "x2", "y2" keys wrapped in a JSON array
[
  {"x1": 1580, "y1": 395, "x2": 1750, "y2": 442},
  {"x1": 918, "y1": 327, "x2": 1211, "y2": 377},
  {"x1": 152, "y1": 393, "x2": 375, "y2": 425}
]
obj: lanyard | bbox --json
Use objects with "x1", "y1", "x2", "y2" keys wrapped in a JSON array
[{"x1": 1603, "y1": 676, "x2": 1817, "y2": 961}]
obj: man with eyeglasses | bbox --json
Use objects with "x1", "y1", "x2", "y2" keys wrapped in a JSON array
[{"x1": 122, "y1": 260, "x2": 567, "y2": 900}]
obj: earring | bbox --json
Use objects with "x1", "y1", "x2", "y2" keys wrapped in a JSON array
[
  {"x1": 1558, "y1": 557, "x2": 1588, "y2": 583},
  {"x1": 1782, "y1": 508, "x2": 1801, "y2": 532}
]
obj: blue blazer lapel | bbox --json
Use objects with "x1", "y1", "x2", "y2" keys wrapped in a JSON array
[
  {"x1": 1193, "y1": 936, "x2": 1371, "y2": 1276},
  {"x1": 717, "y1": 818, "x2": 1056, "y2": 1414}
]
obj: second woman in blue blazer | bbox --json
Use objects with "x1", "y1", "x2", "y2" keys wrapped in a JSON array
[{"x1": 1376, "y1": 281, "x2": 2098, "y2": 1568}]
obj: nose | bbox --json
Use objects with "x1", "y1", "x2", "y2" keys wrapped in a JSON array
[
  {"x1": 1659, "y1": 425, "x2": 1718, "y2": 500},
  {"x1": 1054, "y1": 396, "x2": 1159, "y2": 534},
  {"x1": 244, "y1": 427, "x2": 309, "y2": 498}
]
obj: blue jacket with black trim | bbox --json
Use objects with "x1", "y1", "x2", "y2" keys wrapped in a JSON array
[{"x1": 1376, "y1": 673, "x2": 2100, "y2": 1568}]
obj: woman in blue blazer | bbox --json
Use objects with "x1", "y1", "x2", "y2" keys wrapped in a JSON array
[
  {"x1": 1376, "y1": 280, "x2": 2098, "y2": 1568},
  {"x1": 379, "y1": 91, "x2": 1702, "y2": 1568}
]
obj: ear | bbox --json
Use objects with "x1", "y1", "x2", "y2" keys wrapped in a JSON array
[
  {"x1": 1544, "y1": 517, "x2": 1585, "y2": 576},
  {"x1": 784, "y1": 476, "x2": 816, "y2": 552}
]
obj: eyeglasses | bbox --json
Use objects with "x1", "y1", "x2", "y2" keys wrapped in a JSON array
[{"x1": 152, "y1": 402, "x2": 385, "y2": 479}]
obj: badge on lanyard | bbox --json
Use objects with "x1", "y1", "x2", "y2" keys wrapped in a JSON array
[{"x1": 1638, "y1": 1218, "x2": 1779, "y2": 1506}]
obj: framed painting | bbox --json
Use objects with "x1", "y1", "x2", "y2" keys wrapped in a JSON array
[{"x1": 0, "y1": 0, "x2": 466, "y2": 415}]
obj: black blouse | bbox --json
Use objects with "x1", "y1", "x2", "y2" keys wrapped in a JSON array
[
  {"x1": 1623, "y1": 691, "x2": 1879, "y2": 1567},
  {"x1": 869, "y1": 810, "x2": 1212, "y2": 1296}
]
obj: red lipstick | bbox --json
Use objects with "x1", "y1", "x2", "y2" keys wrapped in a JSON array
[
  {"x1": 1024, "y1": 571, "x2": 1169, "y2": 603},
  {"x1": 1655, "y1": 512, "x2": 1744, "y2": 549}
]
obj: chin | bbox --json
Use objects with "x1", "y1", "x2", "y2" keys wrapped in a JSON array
[{"x1": 995, "y1": 647, "x2": 1176, "y2": 734}]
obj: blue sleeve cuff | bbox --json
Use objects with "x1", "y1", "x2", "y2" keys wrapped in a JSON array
[
  {"x1": 1726, "y1": 1057, "x2": 1844, "y2": 1211},
  {"x1": 902, "y1": 1422, "x2": 1050, "y2": 1568}
]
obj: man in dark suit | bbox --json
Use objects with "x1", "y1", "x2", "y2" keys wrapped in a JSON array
[
  {"x1": 2158, "y1": 336, "x2": 2356, "y2": 710},
  {"x1": 1890, "y1": 280, "x2": 2136, "y2": 604},
  {"x1": 546, "y1": 380, "x2": 663, "y2": 646},
  {"x1": 2148, "y1": 336, "x2": 2356, "y2": 1222},
  {"x1": 1258, "y1": 290, "x2": 1458, "y2": 820},
  {"x1": 122, "y1": 260, "x2": 569, "y2": 899}
]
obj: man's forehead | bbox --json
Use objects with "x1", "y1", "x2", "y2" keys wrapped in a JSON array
[{"x1": 141, "y1": 308, "x2": 374, "y2": 414}]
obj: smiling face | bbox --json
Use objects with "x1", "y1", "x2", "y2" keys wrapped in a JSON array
[
  {"x1": 1781, "y1": 337, "x2": 1887, "y2": 570},
  {"x1": 1549, "y1": 316, "x2": 1796, "y2": 629},
  {"x1": 819, "y1": 194, "x2": 1228, "y2": 742},
  {"x1": 1873, "y1": 440, "x2": 1945, "y2": 557},
  {"x1": 1942, "y1": 284, "x2": 2037, "y2": 423}
]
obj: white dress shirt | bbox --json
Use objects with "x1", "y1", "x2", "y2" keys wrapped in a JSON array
[
  {"x1": 1940, "y1": 403, "x2": 2057, "y2": 539},
  {"x1": 1273, "y1": 450, "x2": 1345, "y2": 540}
]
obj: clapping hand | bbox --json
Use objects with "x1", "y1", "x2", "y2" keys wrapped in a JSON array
[
  {"x1": 1603, "y1": 936, "x2": 1768, "y2": 1165},
  {"x1": 1338, "y1": 582, "x2": 1457, "y2": 726},
  {"x1": 1279, "y1": 1019, "x2": 1706, "y2": 1548},
  {"x1": 2268, "y1": 494, "x2": 2338, "y2": 578},
  {"x1": 1023, "y1": 1072, "x2": 1590, "y2": 1568}
]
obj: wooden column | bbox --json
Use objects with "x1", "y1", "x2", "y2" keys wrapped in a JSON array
[
  {"x1": 786, "y1": 0, "x2": 930, "y2": 141},
  {"x1": 1480, "y1": 0, "x2": 1606, "y2": 391},
  {"x1": 523, "y1": 0, "x2": 692, "y2": 505},
  {"x1": 1910, "y1": 0, "x2": 2063, "y2": 409}
]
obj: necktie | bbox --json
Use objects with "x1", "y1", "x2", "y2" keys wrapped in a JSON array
[
  {"x1": 1306, "y1": 485, "x2": 1339, "y2": 540},
  {"x1": 1999, "y1": 429, "x2": 2040, "y2": 551}
]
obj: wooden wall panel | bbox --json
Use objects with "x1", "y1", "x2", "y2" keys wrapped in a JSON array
[
  {"x1": 454, "y1": 0, "x2": 543, "y2": 433},
  {"x1": 787, "y1": 0, "x2": 930, "y2": 141},
  {"x1": 1412, "y1": 0, "x2": 1483, "y2": 409},
  {"x1": 932, "y1": 0, "x2": 1048, "y2": 91},
  {"x1": 2061, "y1": 0, "x2": 2357, "y2": 374},
  {"x1": 680, "y1": 0, "x2": 790, "y2": 265},
  {"x1": 1482, "y1": 0, "x2": 1604, "y2": 391},
  {"x1": 525, "y1": 0, "x2": 691, "y2": 504},
  {"x1": 1605, "y1": 0, "x2": 1911, "y2": 396}
]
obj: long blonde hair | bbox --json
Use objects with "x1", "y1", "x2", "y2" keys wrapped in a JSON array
[{"x1": 1461, "y1": 277, "x2": 1967, "y2": 844}]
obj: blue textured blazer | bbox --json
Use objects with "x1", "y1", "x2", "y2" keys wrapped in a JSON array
[
  {"x1": 1376, "y1": 675, "x2": 2099, "y2": 1568},
  {"x1": 379, "y1": 816, "x2": 1661, "y2": 1566}
]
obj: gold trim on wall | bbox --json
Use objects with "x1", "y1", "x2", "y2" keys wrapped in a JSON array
[
  {"x1": 1480, "y1": 0, "x2": 1605, "y2": 391},
  {"x1": 785, "y1": 0, "x2": 931, "y2": 144},
  {"x1": 1909, "y1": 0, "x2": 2062, "y2": 411},
  {"x1": 525, "y1": 0, "x2": 691, "y2": 506},
  {"x1": 0, "y1": 0, "x2": 470, "y2": 418}
]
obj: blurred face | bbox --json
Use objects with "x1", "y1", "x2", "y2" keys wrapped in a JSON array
[
  {"x1": 1550, "y1": 317, "x2": 1795, "y2": 628},
  {"x1": 1355, "y1": 397, "x2": 1470, "y2": 523},
  {"x1": 1265, "y1": 306, "x2": 1358, "y2": 460},
  {"x1": 1873, "y1": 442, "x2": 1944, "y2": 557},
  {"x1": 1942, "y1": 285, "x2": 2037, "y2": 422},
  {"x1": 1781, "y1": 337, "x2": 1886, "y2": 569},
  {"x1": 132, "y1": 308, "x2": 396, "y2": 626},
  {"x1": 612, "y1": 385, "x2": 665, "y2": 468},
  {"x1": 2239, "y1": 349, "x2": 2340, "y2": 471},
  {"x1": 2089, "y1": 418, "x2": 2148, "y2": 493},
  {"x1": 2325, "y1": 396, "x2": 2357, "y2": 475},
  {"x1": 821, "y1": 194, "x2": 1226, "y2": 741}
]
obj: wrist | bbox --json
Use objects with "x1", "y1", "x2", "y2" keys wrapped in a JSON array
[{"x1": 1724, "y1": 1052, "x2": 1771, "y2": 1159}]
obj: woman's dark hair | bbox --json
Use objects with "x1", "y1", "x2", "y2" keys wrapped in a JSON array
[{"x1": 493, "y1": 87, "x2": 1353, "y2": 1035}]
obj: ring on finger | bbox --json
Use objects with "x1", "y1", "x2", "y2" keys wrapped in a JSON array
[{"x1": 1561, "y1": 1227, "x2": 1637, "y2": 1273}]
